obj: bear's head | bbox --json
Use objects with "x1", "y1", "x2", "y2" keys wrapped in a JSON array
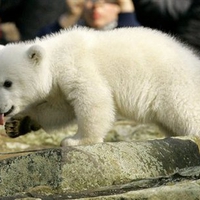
[{"x1": 0, "y1": 43, "x2": 52, "y2": 120}]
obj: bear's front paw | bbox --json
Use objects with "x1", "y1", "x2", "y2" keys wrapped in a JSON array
[
  {"x1": 61, "y1": 137, "x2": 82, "y2": 146},
  {"x1": 5, "y1": 119, "x2": 21, "y2": 138},
  {"x1": 5, "y1": 116, "x2": 41, "y2": 138},
  {"x1": 61, "y1": 135, "x2": 103, "y2": 146}
]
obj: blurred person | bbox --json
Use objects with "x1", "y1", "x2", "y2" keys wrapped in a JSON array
[
  {"x1": 37, "y1": 0, "x2": 140, "y2": 37},
  {"x1": 0, "y1": 0, "x2": 66, "y2": 41},
  {"x1": 81, "y1": 0, "x2": 138, "y2": 29},
  {"x1": 133, "y1": 0, "x2": 200, "y2": 53},
  {"x1": 0, "y1": 22, "x2": 20, "y2": 44}
]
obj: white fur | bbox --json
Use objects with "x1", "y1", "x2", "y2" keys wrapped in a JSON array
[{"x1": 0, "y1": 27, "x2": 200, "y2": 146}]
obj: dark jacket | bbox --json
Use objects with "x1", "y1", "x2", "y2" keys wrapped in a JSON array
[
  {"x1": 37, "y1": 12, "x2": 140, "y2": 38},
  {"x1": 134, "y1": 0, "x2": 200, "y2": 53},
  {"x1": 0, "y1": 0, "x2": 66, "y2": 41}
]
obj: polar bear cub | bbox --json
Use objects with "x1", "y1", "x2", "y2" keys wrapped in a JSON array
[{"x1": 0, "y1": 27, "x2": 200, "y2": 146}]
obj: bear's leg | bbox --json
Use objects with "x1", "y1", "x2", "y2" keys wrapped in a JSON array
[
  {"x1": 61, "y1": 99, "x2": 115, "y2": 146},
  {"x1": 5, "y1": 116, "x2": 41, "y2": 138},
  {"x1": 155, "y1": 88, "x2": 200, "y2": 137},
  {"x1": 61, "y1": 81, "x2": 115, "y2": 146}
]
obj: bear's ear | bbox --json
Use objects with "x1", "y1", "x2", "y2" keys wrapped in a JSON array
[
  {"x1": 27, "y1": 45, "x2": 45, "y2": 64},
  {"x1": 0, "y1": 45, "x2": 5, "y2": 51}
]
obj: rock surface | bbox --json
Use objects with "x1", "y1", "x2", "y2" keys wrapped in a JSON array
[{"x1": 0, "y1": 121, "x2": 200, "y2": 199}]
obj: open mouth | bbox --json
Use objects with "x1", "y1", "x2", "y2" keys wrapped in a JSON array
[
  {"x1": 4, "y1": 106, "x2": 14, "y2": 116},
  {"x1": 0, "y1": 106, "x2": 14, "y2": 125}
]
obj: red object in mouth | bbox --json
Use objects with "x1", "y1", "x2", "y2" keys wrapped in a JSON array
[{"x1": 0, "y1": 114, "x2": 4, "y2": 125}]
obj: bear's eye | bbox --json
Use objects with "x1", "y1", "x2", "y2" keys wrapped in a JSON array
[{"x1": 3, "y1": 80, "x2": 12, "y2": 88}]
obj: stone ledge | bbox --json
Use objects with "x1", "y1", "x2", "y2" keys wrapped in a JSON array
[
  {"x1": 0, "y1": 137, "x2": 200, "y2": 199},
  {"x1": 0, "y1": 149, "x2": 61, "y2": 197}
]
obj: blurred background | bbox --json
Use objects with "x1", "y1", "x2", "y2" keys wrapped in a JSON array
[{"x1": 0, "y1": 0, "x2": 199, "y2": 54}]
